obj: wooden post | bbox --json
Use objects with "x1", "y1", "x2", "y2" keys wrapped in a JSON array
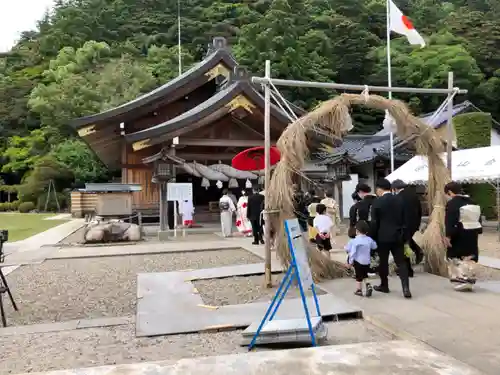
[
  {"x1": 264, "y1": 60, "x2": 272, "y2": 288},
  {"x1": 446, "y1": 72, "x2": 454, "y2": 173}
]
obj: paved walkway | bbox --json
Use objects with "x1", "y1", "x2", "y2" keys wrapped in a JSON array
[
  {"x1": 319, "y1": 273, "x2": 500, "y2": 374},
  {"x1": 3, "y1": 219, "x2": 85, "y2": 264},
  {"x1": 14, "y1": 340, "x2": 482, "y2": 375}
]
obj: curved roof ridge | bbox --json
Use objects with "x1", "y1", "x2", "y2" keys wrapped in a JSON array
[
  {"x1": 125, "y1": 67, "x2": 292, "y2": 144},
  {"x1": 70, "y1": 37, "x2": 237, "y2": 129}
]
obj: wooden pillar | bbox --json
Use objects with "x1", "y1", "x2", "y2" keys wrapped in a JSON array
[
  {"x1": 336, "y1": 182, "x2": 343, "y2": 219},
  {"x1": 121, "y1": 139, "x2": 128, "y2": 184},
  {"x1": 159, "y1": 181, "x2": 168, "y2": 232}
]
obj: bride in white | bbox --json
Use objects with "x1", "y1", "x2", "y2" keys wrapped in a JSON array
[{"x1": 236, "y1": 190, "x2": 252, "y2": 236}]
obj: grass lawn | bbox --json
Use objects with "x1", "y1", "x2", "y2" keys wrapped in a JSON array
[{"x1": 0, "y1": 213, "x2": 68, "y2": 242}]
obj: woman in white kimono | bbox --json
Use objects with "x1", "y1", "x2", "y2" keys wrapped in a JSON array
[
  {"x1": 236, "y1": 190, "x2": 252, "y2": 236},
  {"x1": 179, "y1": 199, "x2": 195, "y2": 228},
  {"x1": 219, "y1": 189, "x2": 236, "y2": 237}
]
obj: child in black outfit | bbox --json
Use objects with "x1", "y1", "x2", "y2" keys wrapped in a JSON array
[{"x1": 345, "y1": 220, "x2": 377, "y2": 297}]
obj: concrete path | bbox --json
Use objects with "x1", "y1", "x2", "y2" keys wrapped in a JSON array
[
  {"x1": 44, "y1": 213, "x2": 72, "y2": 221},
  {"x1": 4, "y1": 219, "x2": 85, "y2": 254},
  {"x1": 319, "y1": 273, "x2": 500, "y2": 374},
  {"x1": 135, "y1": 267, "x2": 361, "y2": 336},
  {"x1": 3, "y1": 219, "x2": 85, "y2": 264},
  {"x1": 478, "y1": 255, "x2": 500, "y2": 270},
  {"x1": 16, "y1": 340, "x2": 482, "y2": 375}
]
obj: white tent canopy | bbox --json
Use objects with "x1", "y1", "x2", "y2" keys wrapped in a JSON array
[{"x1": 387, "y1": 146, "x2": 500, "y2": 184}]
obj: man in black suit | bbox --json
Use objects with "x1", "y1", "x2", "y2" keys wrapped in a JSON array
[
  {"x1": 392, "y1": 179, "x2": 424, "y2": 277},
  {"x1": 247, "y1": 187, "x2": 265, "y2": 245},
  {"x1": 371, "y1": 178, "x2": 411, "y2": 298}
]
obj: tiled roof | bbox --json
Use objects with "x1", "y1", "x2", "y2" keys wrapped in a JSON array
[
  {"x1": 316, "y1": 135, "x2": 409, "y2": 165},
  {"x1": 374, "y1": 101, "x2": 472, "y2": 136},
  {"x1": 315, "y1": 101, "x2": 472, "y2": 165}
]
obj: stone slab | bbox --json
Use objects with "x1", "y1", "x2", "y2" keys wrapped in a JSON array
[
  {"x1": 479, "y1": 256, "x2": 500, "y2": 270},
  {"x1": 136, "y1": 271, "x2": 361, "y2": 337},
  {"x1": 476, "y1": 280, "x2": 500, "y2": 293},
  {"x1": 242, "y1": 317, "x2": 323, "y2": 336},
  {"x1": 49, "y1": 241, "x2": 240, "y2": 259},
  {"x1": 240, "y1": 320, "x2": 328, "y2": 346},
  {"x1": 16, "y1": 340, "x2": 483, "y2": 375},
  {"x1": 0, "y1": 316, "x2": 132, "y2": 337},
  {"x1": 177, "y1": 263, "x2": 283, "y2": 281},
  {"x1": 318, "y1": 273, "x2": 500, "y2": 375}
]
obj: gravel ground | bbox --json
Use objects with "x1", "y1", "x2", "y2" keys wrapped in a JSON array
[
  {"x1": 0, "y1": 320, "x2": 393, "y2": 374},
  {"x1": 4, "y1": 249, "x2": 262, "y2": 326},
  {"x1": 194, "y1": 274, "x2": 326, "y2": 306}
]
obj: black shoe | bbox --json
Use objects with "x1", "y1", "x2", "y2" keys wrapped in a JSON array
[
  {"x1": 374, "y1": 285, "x2": 390, "y2": 293},
  {"x1": 260, "y1": 240, "x2": 265, "y2": 245},
  {"x1": 252, "y1": 241, "x2": 259, "y2": 245},
  {"x1": 403, "y1": 287, "x2": 412, "y2": 299},
  {"x1": 365, "y1": 284, "x2": 373, "y2": 298},
  {"x1": 408, "y1": 269, "x2": 414, "y2": 278},
  {"x1": 354, "y1": 289, "x2": 363, "y2": 297}
]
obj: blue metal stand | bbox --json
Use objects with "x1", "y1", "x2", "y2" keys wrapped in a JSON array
[{"x1": 248, "y1": 220, "x2": 322, "y2": 350}]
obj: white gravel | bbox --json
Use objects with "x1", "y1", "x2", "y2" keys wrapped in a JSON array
[
  {"x1": 4, "y1": 250, "x2": 262, "y2": 326},
  {"x1": 194, "y1": 274, "x2": 326, "y2": 306},
  {"x1": 0, "y1": 320, "x2": 393, "y2": 374}
]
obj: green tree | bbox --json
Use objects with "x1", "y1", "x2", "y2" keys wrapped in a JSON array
[
  {"x1": 146, "y1": 45, "x2": 195, "y2": 82},
  {"x1": 1, "y1": 129, "x2": 50, "y2": 174},
  {"x1": 28, "y1": 41, "x2": 157, "y2": 130},
  {"x1": 368, "y1": 32, "x2": 483, "y2": 112},
  {"x1": 17, "y1": 156, "x2": 73, "y2": 205},
  {"x1": 50, "y1": 139, "x2": 108, "y2": 185}
]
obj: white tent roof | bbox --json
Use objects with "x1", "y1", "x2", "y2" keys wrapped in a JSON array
[{"x1": 387, "y1": 146, "x2": 500, "y2": 184}]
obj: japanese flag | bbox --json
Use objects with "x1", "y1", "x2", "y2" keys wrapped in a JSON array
[{"x1": 389, "y1": 0, "x2": 426, "y2": 47}]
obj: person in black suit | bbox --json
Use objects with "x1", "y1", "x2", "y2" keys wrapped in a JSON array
[
  {"x1": 348, "y1": 184, "x2": 376, "y2": 237},
  {"x1": 247, "y1": 187, "x2": 265, "y2": 245},
  {"x1": 371, "y1": 178, "x2": 411, "y2": 298},
  {"x1": 392, "y1": 179, "x2": 424, "y2": 277}
]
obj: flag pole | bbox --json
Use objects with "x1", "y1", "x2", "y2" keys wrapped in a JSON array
[
  {"x1": 177, "y1": 0, "x2": 182, "y2": 76},
  {"x1": 386, "y1": 0, "x2": 395, "y2": 173}
]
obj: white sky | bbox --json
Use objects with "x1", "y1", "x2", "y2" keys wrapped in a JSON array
[{"x1": 0, "y1": 0, "x2": 55, "y2": 52}]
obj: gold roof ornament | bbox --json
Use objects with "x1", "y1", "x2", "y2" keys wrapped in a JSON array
[
  {"x1": 77, "y1": 125, "x2": 96, "y2": 137},
  {"x1": 225, "y1": 95, "x2": 255, "y2": 114},
  {"x1": 205, "y1": 63, "x2": 231, "y2": 81},
  {"x1": 133, "y1": 139, "x2": 151, "y2": 151}
]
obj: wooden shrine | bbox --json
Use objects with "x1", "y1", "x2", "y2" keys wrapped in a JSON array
[{"x1": 69, "y1": 37, "x2": 300, "y2": 217}]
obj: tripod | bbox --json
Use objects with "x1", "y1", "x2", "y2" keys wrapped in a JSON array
[{"x1": 0, "y1": 239, "x2": 18, "y2": 327}]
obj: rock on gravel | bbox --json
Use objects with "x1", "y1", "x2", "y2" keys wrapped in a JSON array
[
  {"x1": 0, "y1": 320, "x2": 393, "y2": 375},
  {"x1": 194, "y1": 274, "x2": 326, "y2": 306},
  {"x1": 4, "y1": 249, "x2": 262, "y2": 326}
]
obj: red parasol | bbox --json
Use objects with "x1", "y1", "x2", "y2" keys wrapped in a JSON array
[{"x1": 232, "y1": 146, "x2": 281, "y2": 171}]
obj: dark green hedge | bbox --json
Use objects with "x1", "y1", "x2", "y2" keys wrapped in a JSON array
[{"x1": 453, "y1": 112, "x2": 496, "y2": 219}]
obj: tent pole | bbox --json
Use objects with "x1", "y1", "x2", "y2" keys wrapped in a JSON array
[
  {"x1": 264, "y1": 60, "x2": 272, "y2": 288},
  {"x1": 446, "y1": 72, "x2": 454, "y2": 172},
  {"x1": 252, "y1": 77, "x2": 467, "y2": 95}
]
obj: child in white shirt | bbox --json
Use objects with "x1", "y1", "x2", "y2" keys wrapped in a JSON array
[
  {"x1": 345, "y1": 220, "x2": 377, "y2": 297},
  {"x1": 313, "y1": 204, "x2": 333, "y2": 255}
]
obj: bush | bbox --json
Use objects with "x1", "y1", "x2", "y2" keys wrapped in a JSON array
[
  {"x1": 19, "y1": 202, "x2": 36, "y2": 213},
  {"x1": 0, "y1": 201, "x2": 20, "y2": 211},
  {"x1": 10, "y1": 200, "x2": 20, "y2": 210},
  {"x1": 454, "y1": 112, "x2": 496, "y2": 219}
]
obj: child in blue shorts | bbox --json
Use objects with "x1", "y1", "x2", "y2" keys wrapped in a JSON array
[{"x1": 345, "y1": 220, "x2": 377, "y2": 297}]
